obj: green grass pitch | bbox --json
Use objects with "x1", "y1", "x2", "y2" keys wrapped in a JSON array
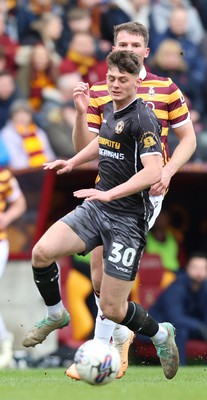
[{"x1": 0, "y1": 366, "x2": 206, "y2": 400}]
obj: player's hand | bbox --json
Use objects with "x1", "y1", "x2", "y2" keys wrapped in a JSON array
[
  {"x1": 43, "y1": 159, "x2": 73, "y2": 175},
  {"x1": 149, "y1": 168, "x2": 171, "y2": 196},
  {"x1": 73, "y1": 188, "x2": 111, "y2": 202},
  {"x1": 73, "y1": 82, "x2": 90, "y2": 113}
]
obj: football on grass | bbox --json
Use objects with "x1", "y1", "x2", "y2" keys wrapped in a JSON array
[{"x1": 74, "y1": 339, "x2": 121, "y2": 385}]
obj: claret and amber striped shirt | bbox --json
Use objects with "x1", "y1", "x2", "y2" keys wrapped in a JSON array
[
  {"x1": 0, "y1": 168, "x2": 21, "y2": 240},
  {"x1": 87, "y1": 67, "x2": 190, "y2": 167}
]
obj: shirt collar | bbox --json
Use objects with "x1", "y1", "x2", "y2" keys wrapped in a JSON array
[
  {"x1": 139, "y1": 65, "x2": 147, "y2": 80},
  {"x1": 114, "y1": 98, "x2": 137, "y2": 114}
]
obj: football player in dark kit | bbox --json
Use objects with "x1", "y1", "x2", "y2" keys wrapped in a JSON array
[
  {"x1": 68, "y1": 21, "x2": 196, "y2": 381},
  {"x1": 22, "y1": 51, "x2": 179, "y2": 379}
]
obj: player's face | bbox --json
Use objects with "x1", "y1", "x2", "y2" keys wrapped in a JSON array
[
  {"x1": 107, "y1": 66, "x2": 141, "y2": 110},
  {"x1": 113, "y1": 31, "x2": 150, "y2": 64}
]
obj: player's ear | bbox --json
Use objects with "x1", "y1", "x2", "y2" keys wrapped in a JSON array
[
  {"x1": 136, "y1": 77, "x2": 142, "y2": 85},
  {"x1": 144, "y1": 47, "x2": 150, "y2": 59}
]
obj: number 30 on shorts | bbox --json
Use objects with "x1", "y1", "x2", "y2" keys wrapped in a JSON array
[{"x1": 108, "y1": 242, "x2": 136, "y2": 267}]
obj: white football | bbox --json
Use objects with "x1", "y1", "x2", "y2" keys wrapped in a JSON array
[{"x1": 74, "y1": 339, "x2": 121, "y2": 385}]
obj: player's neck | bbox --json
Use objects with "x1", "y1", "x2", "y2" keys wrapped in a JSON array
[{"x1": 113, "y1": 96, "x2": 137, "y2": 112}]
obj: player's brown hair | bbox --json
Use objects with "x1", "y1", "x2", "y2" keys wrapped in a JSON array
[
  {"x1": 113, "y1": 22, "x2": 149, "y2": 47},
  {"x1": 106, "y1": 50, "x2": 142, "y2": 76}
]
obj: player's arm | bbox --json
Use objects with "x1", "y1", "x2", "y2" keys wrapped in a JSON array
[
  {"x1": 150, "y1": 120, "x2": 196, "y2": 196},
  {"x1": 74, "y1": 153, "x2": 162, "y2": 203},
  {"x1": 72, "y1": 82, "x2": 97, "y2": 152},
  {"x1": 44, "y1": 136, "x2": 99, "y2": 175},
  {"x1": 72, "y1": 112, "x2": 97, "y2": 152},
  {"x1": 165, "y1": 120, "x2": 196, "y2": 173},
  {"x1": 104, "y1": 153, "x2": 162, "y2": 201},
  {"x1": 0, "y1": 191, "x2": 26, "y2": 229}
]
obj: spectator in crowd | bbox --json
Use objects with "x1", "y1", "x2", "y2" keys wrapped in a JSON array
[
  {"x1": 149, "y1": 0, "x2": 205, "y2": 46},
  {"x1": 149, "y1": 6, "x2": 206, "y2": 122},
  {"x1": 0, "y1": 46, "x2": 6, "y2": 72},
  {"x1": 29, "y1": 11, "x2": 63, "y2": 62},
  {"x1": 119, "y1": 0, "x2": 151, "y2": 29},
  {"x1": 145, "y1": 209, "x2": 186, "y2": 287},
  {"x1": 76, "y1": 0, "x2": 129, "y2": 42},
  {"x1": 16, "y1": 43, "x2": 59, "y2": 112},
  {"x1": 0, "y1": 99, "x2": 55, "y2": 170},
  {"x1": 0, "y1": 137, "x2": 9, "y2": 167},
  {"x1": 0, "y1": 0, "x2": 20, "y2": 42},
  {"x1": 188, "y1": 0, "x2": 207, "y2": 31},
  {"x1": 0, "y1": 166, "x2": 27, "y2": 368},
  {"x1": 59, "y1": 31, "x2": 108, "y2": 87},
  {"x1": 20, "y1": 0, "x2": 64, "y2": 17},
  {"x1": 99, "y1": 1, "x2": 131, "y2": 44},
  {"x1": 149, "y1": 252, "x2": 207, "y2": 365},
  {"x1": 13, "y1": 1, "x2": 64, "y2": 45},
  {"x1": 37, "y1": 72, "x2": 81, "y2": 158},
  {"x1": 59, "y1": 7, "x2": 111, "y2": 60},
  {"x1": 13, "y1": 3, "x2": 37, "y2": 45},
  {"x1": 0, "y1": 12, "x2": 19, "y2": 75},
  {"x1": 15, "y1": 1, "x2": 74, "y2": 46},
  {"x1": 0, "y1": 69, "x2": 24, "y2": 130}
]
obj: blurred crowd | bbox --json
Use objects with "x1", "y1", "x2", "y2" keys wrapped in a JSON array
[{"x1": 0, "y1": 0, "x2": 207, "y2": 167}]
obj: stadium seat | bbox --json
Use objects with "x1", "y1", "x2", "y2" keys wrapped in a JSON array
[{"x1": 130, "y1": 253, "x2": 165, "y2": 309}]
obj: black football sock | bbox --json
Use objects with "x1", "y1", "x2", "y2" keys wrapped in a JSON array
[
  {"x1": 32, "y1": 262, "x2": 61, "y2": 306},
  {"x1": 120, "y1": 301, "x2": 159, "y2": 337}
]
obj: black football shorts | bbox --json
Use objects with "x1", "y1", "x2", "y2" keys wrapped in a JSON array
[{"x1": 60, "y1": 201, "x2": 148, "y2": 281}]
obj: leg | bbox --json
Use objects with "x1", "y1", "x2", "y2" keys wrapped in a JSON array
[
  {"x1": 100, "y1": 273, "x2": 138, "y2": 322},
  {"x1": 67, "y1": 201, "x2": 164, "y2": 380},
  {"x1": 91, "y1": 247, "x2": 119, "y2": 344},
  {"x1": 66, "y1": 266, "x2": 134, "y2": 381},
  {"x1": 93, "y1": 196, "x2": 164, "y2": 358},
  {"x1": 32, "y1": 220, "x2": 86, "y2": 267},
  {"x1": 90, "y1": 197, "x2": 164, "y2": 375},
  {"x1": 93, "y1": 255, "x2": 134, "y2": 379},
  {"x1": 91, "y1": 247, "x2": 134, "y2": 355},
  {"x1": 0, "y1": 240, "x2": 14, "y2": 369},
  {"x1": 22, "y1": 220, "x2": 86, "y2": 348},
  {"x1": 66, "y1": 245, "x2": 134, "y2": 380},
  {"x1": 100, "y1": 273, "x2": 179, "y2": 380},
  {"x1": 90, "y1": 246, "x2": 104, "y2": 293}
]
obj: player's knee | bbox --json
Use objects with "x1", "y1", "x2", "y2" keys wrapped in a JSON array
[
  {"x1": 32, "y1": 242, "x2": 49, "y2": 266},
  {"x1": 99, "y1": 299, "x2": 122, "y2": 323}
]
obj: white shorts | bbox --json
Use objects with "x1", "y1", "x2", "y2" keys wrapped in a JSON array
[
  {"x1": 148, "y1": 195, "x2": 164, "y2": 230},
  {"x1": 0, "y1": 240, "x2": 9, "y2": 279}
]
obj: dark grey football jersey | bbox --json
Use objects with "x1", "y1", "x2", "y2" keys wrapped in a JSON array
[{"x1": 95, "y1": 98, "x2": 162, "y2": 216}]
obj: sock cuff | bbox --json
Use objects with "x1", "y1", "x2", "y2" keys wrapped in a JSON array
[{"x1": 32, "y1": 262, "x2": 58, "y2": 275}]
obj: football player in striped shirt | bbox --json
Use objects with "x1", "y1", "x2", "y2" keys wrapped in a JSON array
[{"x1": 0, "y1": 167, "x2": 26, "y2": 368}]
